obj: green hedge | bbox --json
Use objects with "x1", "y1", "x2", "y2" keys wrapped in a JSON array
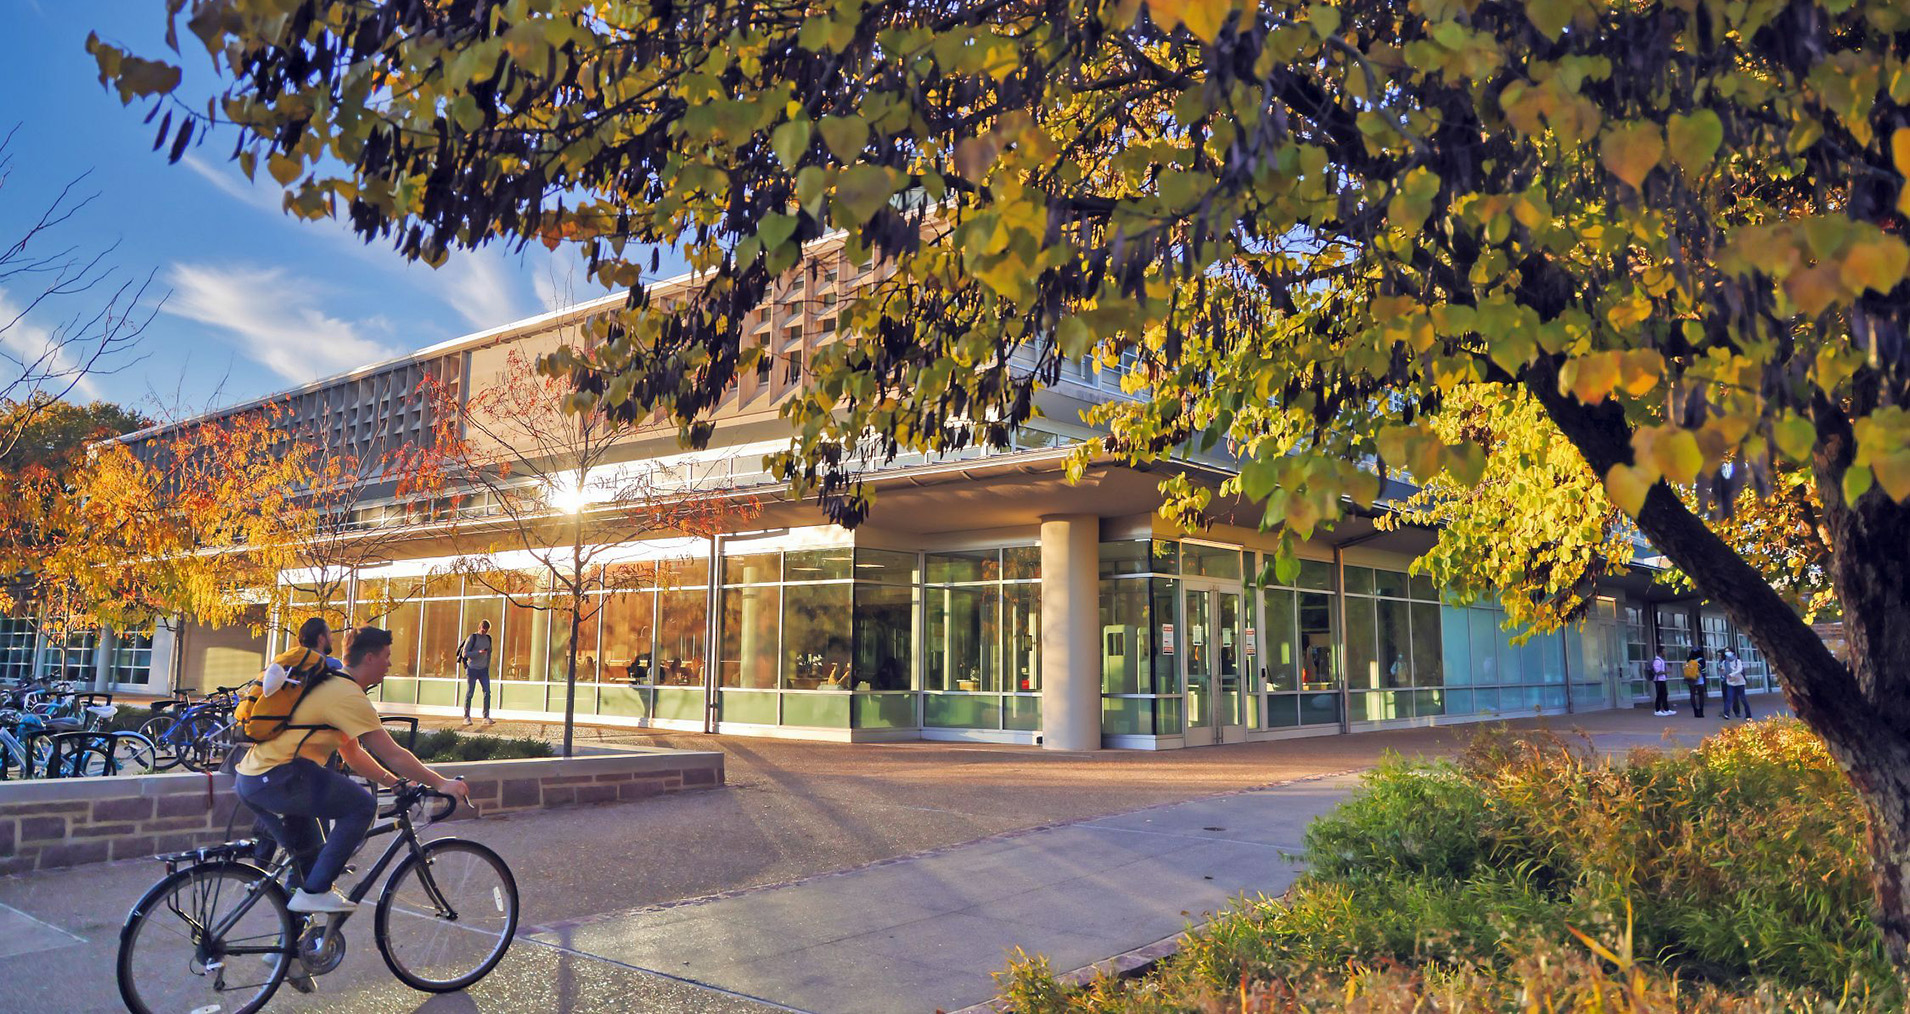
[{"x1": 1000, "y1": 719, "x2": 1902, "y2": 1012}]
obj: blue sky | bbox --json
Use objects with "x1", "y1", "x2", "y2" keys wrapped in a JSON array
[{"x1": 1, "y1": 2, "x2": 660, "y2": 421}]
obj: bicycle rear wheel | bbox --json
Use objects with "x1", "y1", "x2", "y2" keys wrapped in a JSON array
[
  {"x1": 138, "y1": 714, "x2": 181, "y2": 770},
  {"x1": 117, "y1": 862, "x2": 294, "y2": 1014},
  {"x1": 111, "y1": 732, "x2": 158, "y2": 775},
  {"x1": 179, "y1": 718, "x2": 235, "y2": 773},
  {"x1": 375, "y1": 839, "x2": 518, "y2": 992}
]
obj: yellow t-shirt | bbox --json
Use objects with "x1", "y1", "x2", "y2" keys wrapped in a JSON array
[{"x1": 234, "y1": 674, "x2": 386, "y2": 776}]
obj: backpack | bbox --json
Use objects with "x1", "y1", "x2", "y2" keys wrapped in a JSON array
[
  {"x1": 234, "y1": 647, "x2": 334, "y2": 743},
  {"x1": 1682, "y1": 658, "x2": 1702, "y2": 683}
]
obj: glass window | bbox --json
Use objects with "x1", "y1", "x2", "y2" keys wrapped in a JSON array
[
  {"x1": 548, "y1": 606, "x2": 602, "y2": 684},
  {"x1": 782, "y1": 583, "x2": 851, "y2": 689},
  {"x1": 783, "y1": 548, "x2": 852, "y2": 583},
  {"x1": 600, "y1": 589, "x2": 656, "y2": 685},
  {"x1": 723, "y1": 553, "x2": 781, "y2": 585},
  {"x1": 854, "y1": 549, "x2": 919, "y2": 585},
  {"x1": 1004, "y1": 583, "x2": 1040, "y2": 693},
  {"x1": 384, "y1": 600, "x2": 423, "y2": 679},
  {"x1": 1003, "y1": 545, "x2": 1041, "y2": 581},
  {"x1": 1377, "y1": 599, "x2": 1411, "y2": 688},
  {"x1": 720, "y1": 584, "x2": 780, "y2": 688},
  {"x1": 1296, "y1": 559, "x2": 1334, "y2": 591},
  {"x1": 656, "y1": 588, "x2": 707, "y2": 686},
  {"x1": 1262, "y1": 588, "x2": 1297, "y2": 691},
  {"x1": 1409, "y1": 572, "x2": 1439, "y2": 601},
  {"x1": 420, "y1": 598, "x2": 463, "y2": 678},
  {"x1": 1099, "y1": 580, "x2": 1148, "y2": 695},
  {"x1": 930, "y1": 549, "x2": 999, "y2": 584},
  {"x1": 1182, "y1": 544, "x2": 1241, "y2": 580},
  {"x1": 1410, "y1": 602, "x2": 1443, "y2": 686},
  {"x1": 1099, "y1": 541, "x2": 1147, "y2": 577},
  {"x1": 1298, "y1": 592, "x2": 1336, "y2": 688},
  {"x1": 854, "y1": 583, "x2": 914, "y2": 690},
  {"x1": 461, "y1": 596, "x2": 506, "y2": 664},
  {"x1": 931, "y1": 584, "x2": 998, "y2": 692},
  {"x1": 1150, "y1": 578, "x2": 1179, "y2": 695},
  {"x1": 1345, "y1": 596, "x2": 1378, "y2": 689},
  {"x1": 1374, "y1": 570, "x2": 1409, "y2": 598},
  {"x1": 1341, "y1": 566, "x2": 1374, "y2": 596},
  {"x1": 659, "y1": 558, "x2": 709, "y2": 589},
  {"x1": 1468, "y1": 609, "x2": 1501, "y2": 685},
  {"x1": 500, "y1": 600, "x2": 540, "y2": 680}
]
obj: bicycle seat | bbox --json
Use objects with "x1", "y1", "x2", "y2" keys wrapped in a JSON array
[
  {"x1": 44, "y1": 717, "x2": 83, "y2": 733},
  {"x1": 85, "y1": 704, "x2": 117, "y2": 720}
]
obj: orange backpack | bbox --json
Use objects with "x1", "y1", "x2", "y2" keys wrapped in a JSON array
[{"x1": 233, "y1": 647, "x2": 333, "y2": 743}]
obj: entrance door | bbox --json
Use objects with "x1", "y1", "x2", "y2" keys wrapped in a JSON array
[{"x1": 1183, "y1": 586, "x2": 1246, "y2": 746}]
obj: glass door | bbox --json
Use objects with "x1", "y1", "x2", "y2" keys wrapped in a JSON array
[
  {"x1": 1183, "y1": 589, "x2": 1214, "y2": 745},
  {"x1": 1216, "y1": 590, "x2": 1245, "y2": 742},
  {"x1": 1183, "y1": 585, "x2": 1246, "y2": 746}
]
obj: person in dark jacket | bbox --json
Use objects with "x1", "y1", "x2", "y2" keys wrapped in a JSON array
[{"x1": 456, "y1": 619, "x2": 494, "y2": 725}]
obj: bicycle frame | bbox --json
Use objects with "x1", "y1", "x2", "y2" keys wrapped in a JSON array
[{"x1": 193, "y1": 795, "x2": 459, "y2": 963}]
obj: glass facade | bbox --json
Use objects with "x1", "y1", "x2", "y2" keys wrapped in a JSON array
[{"x1": 247, "y1": 530, "x2": 1784, "y2": 745}]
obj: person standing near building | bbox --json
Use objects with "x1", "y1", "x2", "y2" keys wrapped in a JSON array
[
  {"x1": 1651, "y1": 651, "x2": 1671, "y2": 715},
  {"x1": 1721, "y1": 648, "x2": 1750, "y2": 719},
  {"x1": 456, "y1": 619, "x2": 494, "y2": 726},
  {"x1": 1683, "y1": 649, "x2": 1707, "y2": 718}
]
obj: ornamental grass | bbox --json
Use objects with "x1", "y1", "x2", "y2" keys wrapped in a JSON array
[{"x1": 998, "y1": 719, "x2": 1902, "y2": 1012}]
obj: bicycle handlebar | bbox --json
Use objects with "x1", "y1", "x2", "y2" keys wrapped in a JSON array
[{"x1": 379, "y1": 778, "x2": 473, "y2": 823}]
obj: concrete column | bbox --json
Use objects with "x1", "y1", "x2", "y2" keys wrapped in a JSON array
[{"x1": 1039, "y1": 515, "x2": 1101, "y2": 751}]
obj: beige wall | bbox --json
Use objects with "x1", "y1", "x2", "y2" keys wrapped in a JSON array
[{"x1": 175, "y1": 611, "x2": 267, "y2": 693}]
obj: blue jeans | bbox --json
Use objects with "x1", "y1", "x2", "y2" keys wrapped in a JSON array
[
  {"x1": 1723, "y1": 683, "x2": 1750, "y2": 718},
  {"x1": 464, "y1": 667, "x2": 491, "y2": 719},
  {"x1": 235, "y1": 758, "x2": 375, "y2": 894}
]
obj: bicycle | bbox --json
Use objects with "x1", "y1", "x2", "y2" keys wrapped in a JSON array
[
  {"x1": 139, "y1": 685, "x2": 244, "y2": 773},
  {"x1": 116, "y1": 780, "x2": 517, "y2": 1014}
]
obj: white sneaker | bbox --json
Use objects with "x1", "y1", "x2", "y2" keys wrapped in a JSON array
[{"x1": 287, "y1": 889, "x2": 357, "y2": 914}]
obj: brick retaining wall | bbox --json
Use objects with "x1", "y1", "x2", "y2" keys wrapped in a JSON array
[{"x1": 0, "y1": 748, "x2": 722, "y2": 876}]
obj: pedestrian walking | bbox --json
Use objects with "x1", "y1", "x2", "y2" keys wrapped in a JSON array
[
  {"x1": 1683, "y1": 649, "x2": 1707, "y2": 718},
  {"x1": 457, "y1": 619, "x2": 494, "y2": 725},
  {"x1": 1651, "y1": 651, "x2": 1671, "y2": 715},
  {"x1": 1721, "y1": 648, "x2": 1750, "y2": 719}
]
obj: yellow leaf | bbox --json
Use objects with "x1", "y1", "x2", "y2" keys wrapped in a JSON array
[
  {"x1": 1600, "y1": 121, "x2": 1664, "y2": 191},
  {"x1": 1654, "y1": 429, "x2": 1705, "y2": 485},
  {"x1": 1560, "y1": 352, "x2": 1618, "y2": 404},
  {"x1": 1873, "y1": 451, "x2": 1910, "y2": 502},
  {"x1": 267, "y1": 154, "x2": 302, "y2": 186},
  {"x1": 1785, "y1": 263, "x2": 1844, "y2": 316},
  {"x1": 1894, "y1": 128, "x2": 1910, "y2": 218},
  {"x1": 1604, "y1": 464, "x2": 1651, "y2": 515},
  {"x1": 1617, "y1": 350, "x2": 1662, "y2": 397},
  {"x1": 1665, "y1": 110, "x2": 1723, "y2": 180},
  {"x1": 1841, "y1": 236, "x2": 1910, "y2": 294}
]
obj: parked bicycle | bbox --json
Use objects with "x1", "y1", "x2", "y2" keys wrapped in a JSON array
[
  {"x1": 116, "y1": 779, "x2": 516, "y2": 1013},
  {"x1": 0, "y1": 680, "x2": 154, "y2": 779},
  {"x1": 138, "y1": 684, "x2": 246, "y2": 773}
]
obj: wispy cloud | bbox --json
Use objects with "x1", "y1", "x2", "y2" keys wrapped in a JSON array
[
  {"x1": 183, "y1": 154, "x2": 548, "y2": 334},
  {"x1": 0, "y1": 288, "x2": 104, "y2": 400},
  {"x1": 180, "y1": 155, "x2": 284, "y2": 217},
  {"x1": 441, "y1": 248, "x2": 536, "y2": 330},
  {"x1": 164, "y1": 264, "x2": 395, "y2": 383}
]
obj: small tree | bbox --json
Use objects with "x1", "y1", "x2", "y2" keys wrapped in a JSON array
[{"x1": 436, "y1": 347, "x2": 758, "y2": 756}]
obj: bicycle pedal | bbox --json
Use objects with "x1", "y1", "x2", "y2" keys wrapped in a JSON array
[{"x1": 286, "y1": 972, "x2": 317, "y2": 994}]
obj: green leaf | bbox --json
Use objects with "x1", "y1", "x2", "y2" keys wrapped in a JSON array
[
  {"x1": 818, "y1": 115, "x2": 869, "y2": 161},
  {"x1": 1600, "y1": 120, "x2": 1664, "y2": 190},
  {"x1": 1666, "y1": 110, "x2": 1723, "y2": 180},
  {"x1": 1843, "y1": 465, "x2": 1874, "y2": 505},
  {"x1": 1772, "y1": 415, "x2": 1817, "y2": 462},
  {"x1": 771, "y1": 120, "x2": 812, "y2": 170},
  {"x1": 832, "y1": 164, "x2": 897, "y2": 224},
  {"x1": 1525, "y1": 0, "x2": 1577, "y2": 39}
]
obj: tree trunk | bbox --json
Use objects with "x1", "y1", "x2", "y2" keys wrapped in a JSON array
[
  {"x1": 563, "y1": 603, "x2": 579, "y2": 759},
  {"x1": 1524, "y1": 360, "x2": 1910, "y2": 968}
]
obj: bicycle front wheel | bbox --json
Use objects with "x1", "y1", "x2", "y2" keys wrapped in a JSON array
[
  {"x1": 375, "y1": 839, "x2": 518, "y2": 992},
  {"x1": 117, "y1": 862, "x2": 294, "y2": 1014},
  {"x1": 111, "y1": 732, "x2": 158, "y2": 775},
  {"x1": 138, "y1": 715, "x2": 181, "y2": 770}
]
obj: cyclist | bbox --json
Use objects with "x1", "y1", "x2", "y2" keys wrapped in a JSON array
[{"x1": 234, "y1": 625, "x2": 471, "y2": 914}]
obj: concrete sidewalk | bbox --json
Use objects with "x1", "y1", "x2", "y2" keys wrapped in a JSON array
[{"x1": 530, "y1": 772, "x2": 1362, "y2": 1014}]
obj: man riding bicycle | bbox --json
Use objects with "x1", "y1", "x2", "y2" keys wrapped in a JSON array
[{"x1": 235, "y1": 625, "x2": 471, "y2": 915}]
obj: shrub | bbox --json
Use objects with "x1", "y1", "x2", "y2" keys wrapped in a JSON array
[
  {"x1": 411, "y1": 728, "x2": 553, "y2": 763},
  {"x1": 997, "y1": 719, "x2": 1901, "y2": 1012}
]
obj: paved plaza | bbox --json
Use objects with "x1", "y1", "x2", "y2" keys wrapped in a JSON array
[{"x1": 0, "y1": 706, "x2": 1759, "y2": 1012}]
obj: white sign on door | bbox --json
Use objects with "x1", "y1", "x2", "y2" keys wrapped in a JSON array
[
  {"x1": 1244, "y1": 627, "x2": 1257, "y2": 653},
  {"x1": 1161, "y1": 623, "x2": 1175, "y2": 655}
]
